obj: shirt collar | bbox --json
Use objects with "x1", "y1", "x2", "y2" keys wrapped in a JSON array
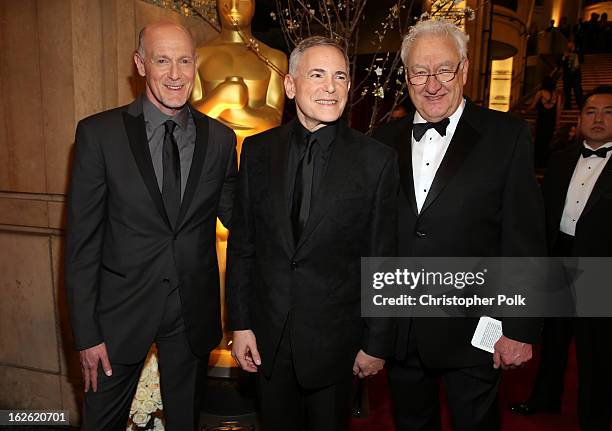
[
  {"x1": 294, "y1": 120, "x2": 338, "y2": 151},
  {"x1": 583, "y1": 140, "x2": 612, "y2": 150},
  {"x1": 413, "y1": 98, "x2": 466, "y2": 126},
  {"x1": 142, "y1": 95, "x2": 189, "y2": 131}
]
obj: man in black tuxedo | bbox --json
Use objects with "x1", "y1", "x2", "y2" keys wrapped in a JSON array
[
  {"x1": 65, "y1": 22, "x2": 237, "y2": 430},
  {"x1": 226, "y1": 36, "x2": 398, "y2": 430},
  {"x1": 540, "y1": 86, "x2": 612, "y2": 431},
  {"x1": 373, "y1": 20, "x2": 546, "y2": 431}
]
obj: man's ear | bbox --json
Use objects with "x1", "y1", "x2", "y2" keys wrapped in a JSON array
[
  {"x1": 134, "y1": 52, "x2": 146, "y2": 78},
  {"x1": 461, "y1": 59, "x2": 469, "y2": 86},
  {"x1": 284, "y1": 74, "x2": 296, "y2": 100}
]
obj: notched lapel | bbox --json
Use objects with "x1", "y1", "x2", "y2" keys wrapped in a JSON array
[
  {"x1": 270, "y1": 123, "x2": 294, "y2": 254},
  {"x1": 176, "y1": 110, "x2": 209, "y2": 229},
  {"x1": 122, "y1": 111, "x2": 171, "y2": 228},
  {"x1": 419, "y1": 110, "x2": 480, "y2": 214}
]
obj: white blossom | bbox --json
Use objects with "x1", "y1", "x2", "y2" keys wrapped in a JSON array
[
  {"x1": 132, "y1": 412, "x2": 150, "y2": 427},
  {"x1": 153, "y1": 418, "x2": 165, "y2": 431},
  {"x1": 128, "y1": 350, "x2": 163, "y2": 430}
]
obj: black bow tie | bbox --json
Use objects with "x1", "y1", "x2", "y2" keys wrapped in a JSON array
[
  {"x1": 581, "y1": 146, "x2": 612, "y2": 158},
  {"x1": 413, "y1": 118, "x2": 450, "y2": 142}
]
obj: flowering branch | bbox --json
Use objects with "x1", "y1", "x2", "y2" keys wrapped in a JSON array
[{"x1": 143, "y1": 0, "x2": 221, "y2": 32}]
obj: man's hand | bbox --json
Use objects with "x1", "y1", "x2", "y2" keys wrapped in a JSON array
[
  {"x1": 232, "y1": 330, "x2": 261, "y2": 372},
  {"x1": 493, "y1": 335, "x2": 532, "y2": 369},
  {"x1": 352, "y1": 350, "x2": 385, "y2": 378},
  {"x1": 79, "y1": 342, "x2": 112, "y2": 392}
]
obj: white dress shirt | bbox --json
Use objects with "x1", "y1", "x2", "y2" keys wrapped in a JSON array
[
  {"x1": 560, "y1": 141, "x2": 612, "y2": 235},
  {"x1": 412, "y1": 100, "x2": 466, "y2": 213}
]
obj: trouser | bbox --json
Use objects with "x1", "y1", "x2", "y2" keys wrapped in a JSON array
[
  {"x1": 576, "y1": 318, "x2": 612, "y2": 431},
  {"x1": 528, "y1": 317, "x2": 574, "y2": 408},
  {"x1": 256, "y1": 325, "x2": 353, "y2": 431},
  {"x1": 563, "y1": 72, "x2": 583, "y2": 109},
  {"x1": 388, "y1": 327, "x2": 500, "y2": 431},
  {"x1": 81, "y1": 288, "x2": 207, "y2": 431}
]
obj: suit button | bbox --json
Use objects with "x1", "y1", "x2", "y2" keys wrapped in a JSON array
[
  {"x1": 415, "y1": 230, "x2": 427, "y2": 238},
  {"x1": 290, "y1": 261, "x2": 298, "y2": 270}
]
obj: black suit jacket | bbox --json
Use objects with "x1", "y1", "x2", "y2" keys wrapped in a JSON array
[
  {"x1": 542, "y1": 144, "x2": 612, "y2": 256},
  {"x1": 374, "y1": 101, "x2": 546, "y2": 368},
  {"x1": 226, "y1": 119, "x2": 399, "y2": 388},
  {"x1": 65, "y1": 96, "x2": 237, "y2": 363}
]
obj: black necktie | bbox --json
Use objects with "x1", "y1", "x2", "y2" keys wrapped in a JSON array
[
  {"x1": 162, "y1": 120, "x2": 181, "y2": 228},
  {"x1": 413, "y1": 118, "x2": 450, "y2": 141},
  {"x1": 291, "y1": 133, "x2": 317, "y2": 242},
  {"x1": 581, "y1": 146, "x2": 612, "y2": 158}
]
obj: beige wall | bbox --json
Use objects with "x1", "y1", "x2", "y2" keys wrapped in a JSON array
[{"x1": 0, "y1": 0, "x2": 215, "y2": 424}]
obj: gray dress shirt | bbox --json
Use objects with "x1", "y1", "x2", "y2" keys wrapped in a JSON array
[{"x1": 142, "y1": 97, "x2": 196, "y2": 200}]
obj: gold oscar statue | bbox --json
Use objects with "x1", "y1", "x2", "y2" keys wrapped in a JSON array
[
  {"x1": 191, "y1": 0, "x2": 287, "y2": 373},
  {"x1": 191, "y1": 0, "x2": 287, "y2": 154}
]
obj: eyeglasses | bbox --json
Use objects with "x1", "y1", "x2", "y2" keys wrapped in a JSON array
[{"x1": 407, "y1": 61, "x2": 463, "y2": 86}]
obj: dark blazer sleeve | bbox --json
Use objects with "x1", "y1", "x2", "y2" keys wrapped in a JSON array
[
  {"x1": 500, "y1": 120, "x2": 546, "y2": 344},
  {"x1": 64, "y1": 120, "x2": 107, "y2": 351},
  {"x1": 217, "y1": 129, "x2": 238, "y2": 228},
  {"x1": 361, "y1": 150, "x2": 400, "y2": 358},
  {"x1": 226, "y1": 138, "x2": 255, "y2": 330}
]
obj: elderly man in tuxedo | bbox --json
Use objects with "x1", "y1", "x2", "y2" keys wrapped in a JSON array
[
  {"x1": 226, "y1": 36, "x2": 399, "y2": 431},
  {"x1": 65, "y1": 22, "x2": 237, "y2": 430},
  {"x1": 374, "y1": 20, "x2": 546, "y2": 431}
]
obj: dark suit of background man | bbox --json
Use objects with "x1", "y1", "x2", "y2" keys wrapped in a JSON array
[
  {"x1": 65, "y1": 22, "x2": 237, "y2": 430},
  {"x1": 540, "y1": 86, "x2": 612, "y2": 431},
  {"x1": 374, "y1": 20, "x2": 546, "y2": 431},
  {"x1": 226, "y1": 36, "x2": 399, "y2": 431}
]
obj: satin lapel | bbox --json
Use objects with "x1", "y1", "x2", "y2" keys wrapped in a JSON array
[
  {"x1": 270, "y1": 122, "x2": 294, "y2": 254},
  {"x1": 176, "y1": 110, "x2": 209, "y2": 229},
  {"x1": 396, "y1": 119, "x2": 418, "y2": 215},
  {"x1": 294, "y1": 121, "x2": 353, "y2": 253},
  {"x1": 581, "y1": 154, "x2": 612, "y2": 217},
  {"x1": 551, "y1": 147, "x2": 581, "y2": 223},
  {"x1": 419, "y1": 106, "x2": 480, "y2": 214},
  {"x1": 122, "y1": 110, "x2": 171, "y2": 228}
]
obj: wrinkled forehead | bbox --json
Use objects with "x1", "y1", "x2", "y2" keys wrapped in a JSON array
[
  {"x1": 144, "y1": 25, "x2": 195, "y2": 55},
  {"x1": 406, "y1": 35, "x2": 461, "y2": 69},
  {"x1": 298, "y1": 45, "x2": 349, "y2": 73}
]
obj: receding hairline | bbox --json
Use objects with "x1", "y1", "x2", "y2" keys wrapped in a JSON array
[
  {"x1": 288, "y1": 37, "x2": 350, "y2": 77},
  {"x1": 403, "y1": 33, "x2": 463, "y2": 66},
  {"x1": 294, "y1": 46, "x2": 348, "y2": 73},
  {"x1": 137, "y1": 21, "x2": 195, "y2": 56},
  {"x1": 400, "y1": 20, "x2": 469, "y2": 67}
]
